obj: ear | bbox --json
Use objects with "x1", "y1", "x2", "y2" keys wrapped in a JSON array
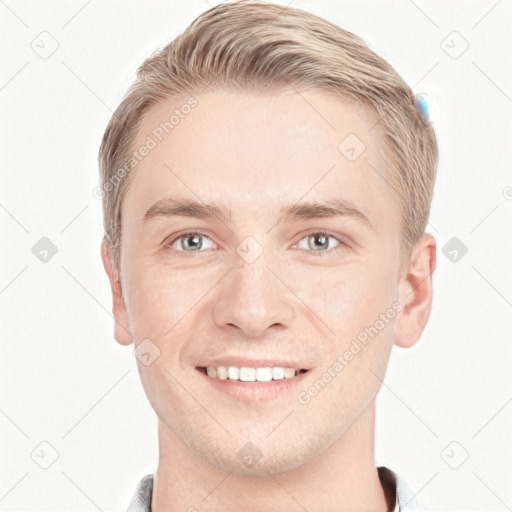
[
  {"x1": 100, "y1": 240, "x2": 132, "y2": 346},
  {"x1": 394, "y1": 233, "x2": 437, "y2": 349}
]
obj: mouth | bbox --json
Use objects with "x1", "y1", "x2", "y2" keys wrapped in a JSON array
[
  {"x1": 196, "y1": 366, "x2": 309, "y2": 381},
  {"x1": 195, "y1": 365, "x2": 311, "y2": 402}
]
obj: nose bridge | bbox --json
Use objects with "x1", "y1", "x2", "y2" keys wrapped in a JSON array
[
  {"x1": 235, "y1": 249, "x2": 273, "y2": 304},
  {"x1": 211, "y1": 244, "x2": 295, "y2": 336}
]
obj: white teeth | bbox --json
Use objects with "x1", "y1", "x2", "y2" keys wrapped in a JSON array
[
  {"x1": 255, "y1": 367, "x2": 272, "y2": 382},
  {"x1": 216, "y1": 366, "x2": 228, "y2": 380},
  {"x1": 272, "y1": 367, "x2": 285, "y2": 380},
  {"x1": 239, "y1": 367, "x2": 256, "y2": 381},
  {"x1": 204, "y1": 365, "x2": 304, "y2": 381},
  {"x1": 284, "y1": 368, "x2": 296, "y2": 379},
  {"x1": 227, "y1": 366, "x2": 240, "y2": 380}
]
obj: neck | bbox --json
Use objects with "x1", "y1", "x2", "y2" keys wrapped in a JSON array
[{"x1": 151, "y1": 404, "x2": 391, "y2": 511}]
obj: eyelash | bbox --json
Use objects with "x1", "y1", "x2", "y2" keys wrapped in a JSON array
[{"x1": 165, "y1": 230, "x2": 347, "y2": 256}]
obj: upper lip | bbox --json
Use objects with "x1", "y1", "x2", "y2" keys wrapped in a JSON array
[{"x1": 198, "y1": 357, "x2": 309, "y2": 370}]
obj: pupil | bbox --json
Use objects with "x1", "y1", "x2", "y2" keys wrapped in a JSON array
[
  {"x1": 311, "y1": 234, "x2": 328, "y2": 250},
  {"x1": 184, "y1": 235, "x2": 202, "y2": 250}
]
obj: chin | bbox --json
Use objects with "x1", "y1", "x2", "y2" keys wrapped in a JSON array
[
  {"x1": 194, "y1": 434, "x2": 320, "y2": 477},
  {"x1": 217, "y1": 451, "x2": 312, "y2": 477}
]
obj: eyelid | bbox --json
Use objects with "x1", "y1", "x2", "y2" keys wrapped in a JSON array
[
  {"x1": 292, "y1": 229, "x2": 348, "y2": 255},
  {"x1": 165, "y1": 229, "x2": 219, "y2": 252},
  {"x1": 165, "y1": 229, "x2": 350, "y2": 255}
]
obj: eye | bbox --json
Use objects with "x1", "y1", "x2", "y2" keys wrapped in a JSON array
[
  {"x1": 167, "y1": 231, "x2": 217, "y2": 253},
  {"x1": 293, "y1": 231, "x2": 344, "y2": 255},
  {"x1": 165, "y1": 230, "x2": 346, "y2": 255}
]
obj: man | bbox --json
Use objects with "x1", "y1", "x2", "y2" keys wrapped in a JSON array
[{"x1": 98, "y1": 1, "x2": 438, "y2": 510}]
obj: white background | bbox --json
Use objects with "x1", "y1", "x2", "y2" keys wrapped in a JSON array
[{"x1": 1, "y1": 0, "x2": 511, "y2": 510}]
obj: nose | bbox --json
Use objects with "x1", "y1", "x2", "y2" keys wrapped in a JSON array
[{"x1": 211, "y1": 255, "x2": 296, "y2": 338}]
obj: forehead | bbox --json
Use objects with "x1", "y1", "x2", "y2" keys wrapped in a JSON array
[{"x1": 123, "y1": 89, "x2": 398, "y2": 229}]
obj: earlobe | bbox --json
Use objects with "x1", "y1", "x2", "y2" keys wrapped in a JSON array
[
  {"x1": 100, "y1": 240, "x2": 133, "y2": 346},
  {"x1": 394, "y1": 233, "x2": 437, "y2": 349}
]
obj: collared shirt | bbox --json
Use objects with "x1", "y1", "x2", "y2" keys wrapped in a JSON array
[{"x1": 127, "y1": 466, "x2": 421, "y2": 511}]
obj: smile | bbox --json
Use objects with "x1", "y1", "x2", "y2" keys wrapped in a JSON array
[
  {"x1": 196, "y1": 366, "x2": 311, "y2": 401},
  {"x1": 199, "y1": 366, "x2": 308, "y2": 381}
]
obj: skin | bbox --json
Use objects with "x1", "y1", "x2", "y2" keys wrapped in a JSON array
[{"x1": 101, "y1": 88, "x2": 436, "y2": 511}]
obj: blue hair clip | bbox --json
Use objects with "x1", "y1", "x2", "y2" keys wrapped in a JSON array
[{"x1": 413, "y1": 93, "x2": 434, "y2": 126}]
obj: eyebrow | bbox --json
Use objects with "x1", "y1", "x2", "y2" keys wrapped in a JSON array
[{"x1": 143, "y1": 196, "x2": 373, "y2": 229}]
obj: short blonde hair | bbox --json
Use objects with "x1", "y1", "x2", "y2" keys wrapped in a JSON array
[{"x1": 98, "y1": 0, "x2": 438, "y2": 279}]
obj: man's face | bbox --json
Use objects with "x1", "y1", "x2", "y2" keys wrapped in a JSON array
[{"x1": 117, "y1": 89, "x2": 403, "y2": 475}]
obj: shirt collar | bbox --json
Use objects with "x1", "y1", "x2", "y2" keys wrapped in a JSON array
[
  {"x1": 127, "y1": 466, "x2": 421, "y2": 511},
  {"x1": 377, "y1": 466, "x2": 422, "y2": 511}
]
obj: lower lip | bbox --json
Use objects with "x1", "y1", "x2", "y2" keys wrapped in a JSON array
[{"x1": 196, "y1": 368, "x2": 310, "y2": 402}]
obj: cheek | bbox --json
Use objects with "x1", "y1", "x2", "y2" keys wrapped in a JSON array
[
  {"x1": 295, "y1": 260, "x2": 394, "y2": 331},
  {"x1": 302, "y1": 266, "x2": 396, "y2": 411},
  {"x1": 295, "y1": 260, "x2": 397, "y2": 377},
  {"x1": 123, "y1": 261, "x2": 218, "y2": 339}
]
